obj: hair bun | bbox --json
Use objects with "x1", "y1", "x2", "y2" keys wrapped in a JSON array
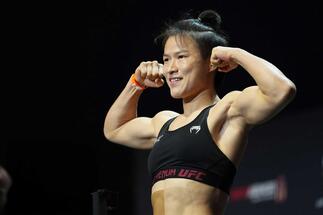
[{"x1": 198, "y1": 10, "x2": 222, "y2": 30}]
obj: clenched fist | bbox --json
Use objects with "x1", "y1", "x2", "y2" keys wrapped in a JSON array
[
  {"x1": 210, "y1": 46, "x2": 239, "y2": 72},
  {"x1": 134, "y1": 61, "x2": 164, "y2": 88}
]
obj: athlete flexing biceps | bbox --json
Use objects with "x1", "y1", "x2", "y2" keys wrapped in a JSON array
[{"x1": 103, "y1": 9, "x2": 296, "y2": 215}]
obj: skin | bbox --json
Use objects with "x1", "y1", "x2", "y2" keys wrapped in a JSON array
[
  {"x1": 0, "y1": 166, "x2": 12, "y2": 210},
  {"x1": 103, "y1": 35, "x2": 296, "y2": 214}
]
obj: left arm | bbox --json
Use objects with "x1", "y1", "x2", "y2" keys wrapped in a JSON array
[{"x1": 211, "y1": 47, "x2": 296, "y2": 125}]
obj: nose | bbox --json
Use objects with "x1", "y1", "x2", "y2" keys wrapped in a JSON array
[{"x1": 164, "y1": 59, "x2": 178, "y2": 75}]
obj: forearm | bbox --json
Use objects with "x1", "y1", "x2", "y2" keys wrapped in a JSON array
[
  {"x1": 104, "y1": 77, "x2": 143, "y2": 138},
  {"x1": 232, "y1": 48, "x2": 296, "y2": 98}
]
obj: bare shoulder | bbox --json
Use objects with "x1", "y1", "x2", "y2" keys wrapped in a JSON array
[
  {"x1": 152, "y1": 110, "x2": 179, "y2": 134},
  {"x1": 209, "y1": 91, "x2": 242, "y2": 115},
  {"x1": 208, "y1": 91, "x2": 247, "y2": 132},
  {"x1": 153, "y1": 110, "x2": 179, "y2": 119},
  {"x1": 221, "y1": 91, "x2": 245, "y2": 119},
  {"x1": 221, "y1": 91, "x2": 242, "y2": 104}
]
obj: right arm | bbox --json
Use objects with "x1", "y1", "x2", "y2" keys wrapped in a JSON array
[{"x1": 103, "y1": 61, "x2": 177, "y2": 149}]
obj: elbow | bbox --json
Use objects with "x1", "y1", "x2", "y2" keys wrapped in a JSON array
[
  {"x1": 103, "y1": 116, "x2": 117, "y2": 141},
  {"x1": 278, "y1": 80, "x2": 297, "y2": 105},
  {"x1": 103, "y1": 126, "x2": 122, "y2": 145},
  {"x1": 284, "y1": 80, "x2": 297, "y2": 101},
  {"x1": 103, "y1": 126, "x2": 114, "y2": 141}
]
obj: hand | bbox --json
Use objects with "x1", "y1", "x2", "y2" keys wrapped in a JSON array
[
  {"x1": 134, "y1": 61, "x2": 164, "y2": 88},
  {"x1": 210, "y1": 46, "x2": 239, "y2": 72}
]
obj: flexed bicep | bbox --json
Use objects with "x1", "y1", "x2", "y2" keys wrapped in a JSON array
[
  {"x1": 104, "y1": 111, "x2": 178, "y2": 149},
  {"x1": 106, "y1": 117, "x2": 157, "y2": 149},
  {"x1": 229, "y1": 86, "x2": 293, "y2": 125}
]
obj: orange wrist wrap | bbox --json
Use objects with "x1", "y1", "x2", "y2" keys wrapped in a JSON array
[{"x1": 131, "y1": 74, "x2": 146, "y2": 90}]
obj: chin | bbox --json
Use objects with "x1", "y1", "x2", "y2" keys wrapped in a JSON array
[
  {"x1": 169, "y1": 90, "x2": 183, "y2": 99},
  {"x1": 170, "y1": 95, "x2": 182, "y2": 99}
]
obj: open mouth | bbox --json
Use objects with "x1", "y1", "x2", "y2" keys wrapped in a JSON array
[{"x1": 169, "y1": 77, "x2": 183, "y2": 83}]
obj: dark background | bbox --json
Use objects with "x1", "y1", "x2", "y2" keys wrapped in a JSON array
[{"x1": 5, "y1": 0, "x2": 323, "y2": 214}]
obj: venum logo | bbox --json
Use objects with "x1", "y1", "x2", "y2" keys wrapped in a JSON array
[{"x1": 189, "y1": 125, "x2": 201, "y2": 134}]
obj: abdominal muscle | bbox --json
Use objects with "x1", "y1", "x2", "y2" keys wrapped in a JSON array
[{"x1": 151, "y1": 178, "x2": 229, "y2": 215}]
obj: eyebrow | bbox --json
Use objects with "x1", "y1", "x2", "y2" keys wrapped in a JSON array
[{"x1": 163, "y1": 50, "x2": 189, "y2": 57}]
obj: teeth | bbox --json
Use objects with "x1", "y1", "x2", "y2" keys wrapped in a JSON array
[{"x1": 170, "y1": 78, "x2": 181, "y2": 82}]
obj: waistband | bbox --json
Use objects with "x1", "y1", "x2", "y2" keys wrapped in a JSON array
[{"x1": 151, "y1": 166, "x2": 232, "y2": 194}]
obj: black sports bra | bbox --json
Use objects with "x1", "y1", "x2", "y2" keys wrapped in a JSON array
[{"x1": 147, "y1": 105, "x2": 236, "y2": 194}]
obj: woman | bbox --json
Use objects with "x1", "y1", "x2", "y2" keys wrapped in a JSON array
[{"x1": 103, "y1": 10, "x2": 296, "y2": 215}]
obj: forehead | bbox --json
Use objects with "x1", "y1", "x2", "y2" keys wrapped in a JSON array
[{"x1": 163, "y1": 35, "x2": 199, "y2": 55}]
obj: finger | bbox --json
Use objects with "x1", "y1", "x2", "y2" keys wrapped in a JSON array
[
  {"x1": 139, "y1": 62, "x2": 148, "y2": 80},
  {"x1": 210, "y1": 63, "x2": 218, "y2": 71},
  {"x1": 211, "y1": 47, "x2": 219, "y2": 60},
  {"x1": 158, "y1": 63, "x2": 164, "y2": 78},
  {"x1": 135, "y1": 62, "x2": 144, "y2": 81},
  {"x1": 210, "y1": 59, "x2": 222, "y2": 71},
  {"x1": 218, "y1": 65, "x2": 230, "y2": 72},
  {"x1": 211, "y1": 54, "x2": 219, "y2": 61},
  {"x1": 217, "y1": 60, "x2": 227, "y2": 68},
  {"x1": 154, "y1": 78, "x2": 165, "y2": 87},
  {"x1": 210, "y1": 58, "x2": 221, "y2": 65},
  {"x1": 151, "y1": 62, "x2": 160, "y2": 78},
  {"x1": 146, "y1": 62, "x2": 153, "y2": 74},
  {"x1": 147, "y1": 63, "x2": 157, "y2": 81}
]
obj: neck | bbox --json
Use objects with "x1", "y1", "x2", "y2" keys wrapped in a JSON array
[{"x1": 182, "y1": 88, "x2": 219, "y2": 116}]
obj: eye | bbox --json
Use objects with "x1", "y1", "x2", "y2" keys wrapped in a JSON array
[
  {"x1": 163, "y1": 58, "x2": 169, "y2": 63},
  {"x1": 178, "y1": 55, "x2": 186, "y2": 59}
]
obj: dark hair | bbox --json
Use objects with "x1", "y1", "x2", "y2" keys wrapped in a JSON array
[{"x1": 155, "y1": 10, "x2": 229, "y2": 92}]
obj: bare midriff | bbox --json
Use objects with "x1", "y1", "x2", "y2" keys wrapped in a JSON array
[{"x1": 151, "y1": 178, "x2": 229, "y2": 215}]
